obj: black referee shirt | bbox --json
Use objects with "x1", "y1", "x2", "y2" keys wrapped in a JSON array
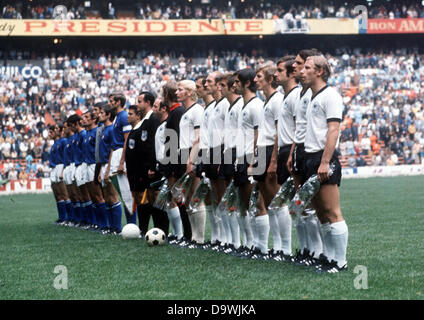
[{"x1": 125, "y1": 111, "x2": 160, "y2": 176}]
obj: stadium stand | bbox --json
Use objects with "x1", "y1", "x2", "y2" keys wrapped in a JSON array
[
  {"x1": 1, "y1": 0, "x2": 424, "y2": 179},
  {"x1": 2, "y1": 0, "x2": 424, "y2": 20}
]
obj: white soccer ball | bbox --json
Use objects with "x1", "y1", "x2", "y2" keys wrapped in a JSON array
[
  {"x1": 145, "y1": 228, "x2": 166, "y2": 246},
  {"x1": 121, "y1": 223, "x2": 141, "y2": 239}
]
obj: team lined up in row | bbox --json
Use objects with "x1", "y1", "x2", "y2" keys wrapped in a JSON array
[{"x1": 49, "y1": 48, "x2": 348, "y2": 273}]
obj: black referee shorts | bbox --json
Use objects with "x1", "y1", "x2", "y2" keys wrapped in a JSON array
[
  {"x1": 304, "y1": 150, "x2": 342, "y2": 186},
  {"x1": 277, "y1": 145, "x2": 292, "y2": 185},
  {"x1": 127, "y1": 170, "x2": 162, "y2": 193}
]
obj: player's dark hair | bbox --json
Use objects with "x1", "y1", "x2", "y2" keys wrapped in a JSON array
[
  {"x1": 66, "y1": 114, "x2": 81, "y2": 126},
  {"x1": 162, "y1": 80, "x2": 178, "y2": 103},
  {"x1": 236, "y1": 68, "x2": 257, "y2": 92},
  {"x1": 113, "y1": 93, "x2": 126, "y2": 107},
  {"x1": 297, "y1": 49, "x2": 322, "y2": 63},
  {"x1": 128, "y1": 104, "x2": 140, "y2": 116},
  {"x1": 139, "y1": 91, "x2": 156, "y2": 107},
  {"x1": 277, "y1": 55, "x2": 296, "y2": 78}
]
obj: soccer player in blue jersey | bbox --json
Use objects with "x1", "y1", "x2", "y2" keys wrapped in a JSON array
[
  {"x1": 68, "y1": 114, "x2": 94, "y2": 229},
  {"x1": 97, "y1": 104, "x2": 120, "y2": 234},
  {"x1": 62, "y1": 117, "x2": 80, "y2": 226},
  {"x1": 104, "y1": 93, "x2": 134, "y2": 233},
  {"x1": 48, "y1": 124, "x2": 69, "y2": 224},
  {"x1": 82, "y1": 109, "x2": 109, "y2": 232}
]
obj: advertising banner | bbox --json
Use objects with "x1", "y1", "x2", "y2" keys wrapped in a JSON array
[
  {"x1": 367, "y1": 18, "x2": 424, "y2": 34},
  {"x1": 0, "y1": 19, "x2": 275, "y2": 36}
]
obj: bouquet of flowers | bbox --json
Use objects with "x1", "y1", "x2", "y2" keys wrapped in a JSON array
[
  {"x1": 289, "y1": 163, "x2": 336, "y2": 221},
  {"x1": 188, "y1": 173, "x2": 211, "y2": 215},
  {"x1": 247, "y1": 177, "x2": 260, "y2": 220},
  {"x1": 153, "y1": 178, "x2": 171, "y2": 211},
  {"x1": 268, "y1": 176, "x2": 296, "y2": 212},
  {"x1": 217, "y1": 180, "x2": 241, "y2": 219},
  {"x1": 171, "y1": 172, "x2": 194, "y2": 204}
]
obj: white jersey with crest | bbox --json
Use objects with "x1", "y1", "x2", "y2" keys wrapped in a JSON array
[
  {"x1": 258, "y1": 91, "x2": 282, "y2": 147},
  {"x1": 278, "y1": 86, "x2": 300, "y2": 147},
  {"x1": 224, "y1": 96, "x2": 243, "y2": 151},
  {"x1": 208, "y1": 97, "x2": 230, "y2": 148},
  {"x1": 198, "y1": 100, "x2": 215, "y2": 150},
  {"x1": 236, "y1": 96, "x2": 264, "y2": 157},
  {"x1": 179, "y1": 103, "x2": 203, "y2": 150},
  {"x1": 294, "y1": 87, "x2": 312, "y2": 144},
  {"x1": 305, "y1": 86, "x2": 343, "y2": 153}
]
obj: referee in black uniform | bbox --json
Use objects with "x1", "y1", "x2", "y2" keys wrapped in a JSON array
[{"x1": 125, "y1": 96, "x2": 160, "y2": 236}]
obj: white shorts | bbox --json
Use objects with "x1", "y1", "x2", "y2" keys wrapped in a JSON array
[
  {"x1": 85, "y1": 163, "x2": 96, "y2": 183},
  {"x1": 109, "y1": 148, "x2": 127, "y2": 175},
  {"x1": 50, "y1": 166, "x2": 58, "y2": 183},
  {"x1": 63, "y1": 164, "x2": 76, "y2": 185},
  {"x1": 50, "y1": 164, "x2": 64, "y2": 183},
  {"x1": 75, "y1": 162, "x2": 87, "y2": 187}
]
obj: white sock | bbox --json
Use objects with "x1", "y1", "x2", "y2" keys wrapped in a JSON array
[
  {"x1": 215, "y1": 208, "x2": 226, "y2": 244},
  {"x1": 255, "y1": 215, "x2": 270, "y2": 254},
  {"x1": 190, "y1": 206, "x2": 206, "y2": 244},
  {"x1": 250, "y1": 216, "x2": 258, "y2": 250},
  {"x1": 330, "y1": 220, "x2": 348, "y2": 268},
  {"x1": 296, "y1": 219, "x2": 307, "y2": 253},
  {"x1": 237, "y1": 215, "x2": 247, "y2": 247},
  {"x1": 206, "y1": 205, "x2": 218, "y2": 244},
  {"x1": 277, "y1": 205, "x2": 292, "y2": 255},
  {"x1": 242, "y1": 215, "x2": 254, "y2": 249},
  {"x1": 320, "y1": 222, "x2": 333, "y2": 260},
  {"x1": 220, "y1": 211, "x2": 232, "y2": 245},
  {"x1": 305, "y1": 214, "x2": 323, "y2": 258},
  {"x1": 268, "y1": 209, "x2": 282, "y2": 252},
  {"x1": 167, "y1": 206, "x2": 183, "y2": 239},
  {"x1": 228, "y1": 214, "x2": 240, "y2": 249}
]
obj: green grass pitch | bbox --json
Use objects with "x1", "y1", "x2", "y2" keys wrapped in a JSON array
[{"x1": 0, "y1": 176, "x2": 423, "y2": 300}]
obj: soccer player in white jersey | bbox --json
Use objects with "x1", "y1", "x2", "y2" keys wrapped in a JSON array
[
  {"x1": 287, "y1": 49, "x2": 324, "y2": 266},
  {"x1": 255, "y1": 62, "x2": 292, "y2": 261},
  {"x1": 300, "y1": 55, "x2": 348, "y2": 273},
  {"x1": 233, "y1": 68, "x2": 267, "y2": 259},
  {"x1": 204, "y1": 71, "x2": 231, "y2": 251},
  {"x1": 176, "y1": 80, "x2": 205, "y2": 247},
  {"x1": 194, "y1": 76, "x2": 218, "y2": 250},
  {"x1": 217, "y1": 72, "x2": 243, "y2": 254}
]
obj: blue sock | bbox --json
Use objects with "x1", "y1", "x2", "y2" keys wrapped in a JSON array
[
  {"x1": 81, "y1": 202, "x2": 89, "y2": 225},
  {"x1": 95, "y1": 202, "x2": 107, "y2": 229},
  {"x1": 73, "y1": 202, "x2": 81, "y2": 223},
  {"x1": 89, "y1": 201, "x2": 98, "y2": 226},
  {"x1": 56, "y1": 201, "x2": 66, "y2": 221},
  {"x1": 125, "y1": 206, "x2": 137, "y2": 225},
  {"x1": 111, "y1": 201, "x2": 123, "y2": 232},
  {"x1": 65, "y1": 200, "x2": 73, "y2": 221},
  {"x1": 106, "y1": 205, "x2": 112, "y2": 229}
]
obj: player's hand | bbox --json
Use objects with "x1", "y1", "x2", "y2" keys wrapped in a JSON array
[
  {"x1": 148, "y1": 170, "x2": 155, "y2": 179},
  {"x1": 117, "y1": 162, "x2": 125, "y2": 174},
  {"x1": 247, "y1": 164, "x2": 254, "y2": 176},
  {"x1": 187, "y1": 162, "x2": 195, "y2": 178},
  {"x1": 267, "y1": 161, "x2": 277, "y2": 177},
  {"x1": 286, "y1": 156, "x2": 293, "y2": 174},
  {"x1": 317, "y1": 162, "x2": 330, "y2": 183}
]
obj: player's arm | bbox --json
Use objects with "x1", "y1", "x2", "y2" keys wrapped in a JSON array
[
  {"x1": 248, "y1": 126, "x2": 259, "y2": 175},
  {"x1": 104, "y1": 147, "x2": 113, "y2": 181},
  {"x1": 187, "y1": 127, "x2": 200, "y2": 177},
  {"x1": 117, "y1": 132, "x2": 129, "y2": 173},
  {"x1": 318, "y1": 121, "x2": 340, "y2": 183},
  {"x1": 267, "y1": 120, "x2": 278, "y2": 175}
]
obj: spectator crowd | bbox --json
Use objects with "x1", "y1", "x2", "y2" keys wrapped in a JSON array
[
  {"x1": 2, "y1": 0, "x2": 424, "y2": 20},
  {"x1": 1, "y1": 46, "x2": 424, "y2": 180}
]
